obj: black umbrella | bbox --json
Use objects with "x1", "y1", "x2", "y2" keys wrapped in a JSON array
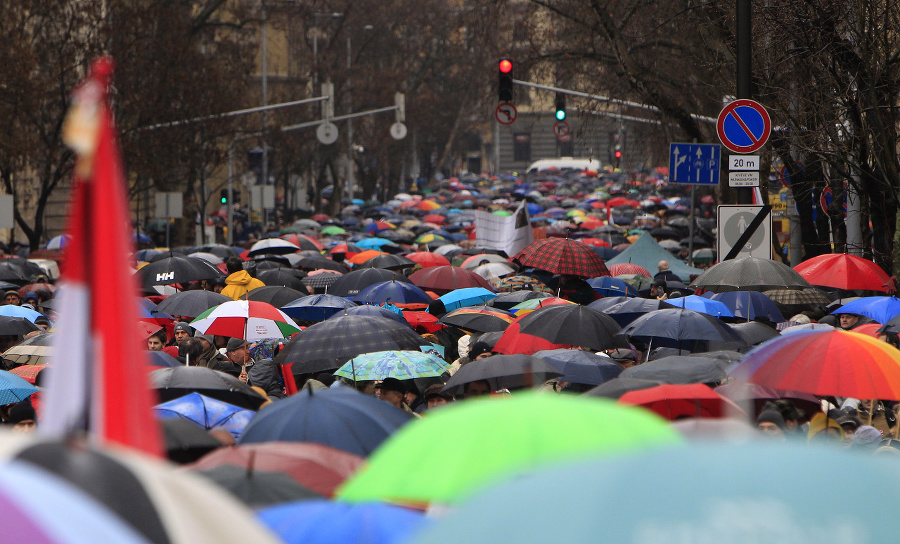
[
  {"x1": 533, "y1": 349, "x2": 623, "y2": 386},
  {"x1": 356, "y1": 254, "x2": 416, "y2": 271},
  {"x1": 328, "y1": 268, "x2": 412, "y2": 297},
  {"x1": 649, "y1": 226, "x2": 683, "y2": 240},
  {"x1": 516, "y1": 305, "x2": 629, "y2": 352},
  {"x1": 437, "y1": 305, "x2": 514, "y2": 333},
  {"x1": 592, "y1": 298, "x2": 677, "y2": 327},
  {"x1": 247, "y1": 285, "x2": 307, "y2": 308},
  {"x1": 301, "y1": 272, "x2": 343, "y2": 294},
  {"x1": 146, "y1": 251, "x2": 187, "y2": 262},
  {"x1": 151, "y1": 366, "x2": 268, "y2": 410},
  {"x1": 275, "y1": 315, "x2": 427, "y2": 374},
  {"x1": 136, "y1": 256, "x2": 222, "y2": 287},
  {"x1": 198, "y1": 244, "x2": 240, "y2": 260},
  {"x1": 0, "y1": 316, "x2": 40, "y2": 336},
  {"x1": 585, "y1": 296, "x2": 630, "y2": 312},
  {"x1": 584, "y1": 377, "x2": 665, "y2": 399},
  {"x1": 257, "y1": 269, "x2": 307, "y2": 291},
  {"x1": 691, "y1": 257, "x2": 812, "y2": 293},
  {"x1": 486, "y1": 291, "x2": 553, "y2": 311},
  {"x1": 161, "y1": 418, "x2": 222, "y2": 464},
  {"x1": 2, "y1": 332, "x2": 54, "y2": 366},
  {"x1": 155, "y1": 290, "x2": 231, "y2": 318},
  {"x1": 331, "y1": 304, "x2": 412, "y2": 327},
  {"x1": 296, "y1": 256, "x2": 349, "y2": 274},
  {"x1": 622, "y1": 308, "x2": 746, "y2": 350},
  {"x1": 239, "y1": 387, "x2": 412, "y2": 457},
  {"x1": 0, "y1": 260, "x2": 32, "y2": 284},
  {"x1": 251, "y1": 255, "x2": 293, "y2": 269},
  {"x1": 618, "y1": 354, "x2": 732, "y2": 385},
  {"x1": 440, "y1": 354, "x2": 563, "y2": 396},
  {"x1": 197, "y1": 465, "x2": 323, "y2": 508}
]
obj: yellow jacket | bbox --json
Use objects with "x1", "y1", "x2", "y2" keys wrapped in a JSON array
[{"x1": 221, "y1": 270, "x2": 265, "y2": 300}]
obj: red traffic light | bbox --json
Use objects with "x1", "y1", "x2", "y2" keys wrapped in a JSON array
[
  {"x1": 499, "y1": 59, "x2": 512, "y2": 74},
  {"x1": 614, "y1": 151, "x2": 622, "y2": 158}
]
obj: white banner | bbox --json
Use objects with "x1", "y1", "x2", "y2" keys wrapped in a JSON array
[{"x1": 475, "y1": 201, "x2": 533, "y2": 258}]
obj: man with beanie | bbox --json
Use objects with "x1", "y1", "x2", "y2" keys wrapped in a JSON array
[
  {"x1": 7, "y1": 399, "x2": 36, "y2": 432},
  {"x1": 172, "y1": 322, "x2": 193, "y2": 345},
  {"x1": 221, "y1": 257, "x2": 265, "y2": 300},
  {"x1": 756, "y1": 409, "x2": 787, "y2": 440}
]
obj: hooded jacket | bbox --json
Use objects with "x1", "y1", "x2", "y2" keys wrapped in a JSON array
[{"x1": 221, "y1": 270, "x2": 265, "y2": 300}]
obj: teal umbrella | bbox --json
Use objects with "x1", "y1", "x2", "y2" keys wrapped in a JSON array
[
  {"x1": 333, "y1": 350, "x2": 449, "y2": 381},
  {"x1": 411, "y1": 442, "x2": 900, "y2": 544}
]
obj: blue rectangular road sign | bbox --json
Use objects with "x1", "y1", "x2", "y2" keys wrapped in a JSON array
[{"x1": 669, "y1": 143, "x2": 721, "y2": 185}]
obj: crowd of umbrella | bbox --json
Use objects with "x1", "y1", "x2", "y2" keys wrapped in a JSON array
[{"x1": 4, "y1": 178, "x2": 900, "y2": 543}]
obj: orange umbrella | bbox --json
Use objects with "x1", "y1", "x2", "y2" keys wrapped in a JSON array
[{"x1": 347, "y1": 250, "x2": 387, "y2": 265}]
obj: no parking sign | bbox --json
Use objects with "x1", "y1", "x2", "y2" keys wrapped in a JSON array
[{"x1": 717, "y1": 100, "x2": 771, "y2": 154}]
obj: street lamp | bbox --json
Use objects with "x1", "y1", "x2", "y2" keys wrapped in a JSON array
[
  {"x1": 346, "y1": 24, "x2": 374, "y2": 200},
  {"x1": 312, "y1": 13, "x2": 344, "y2": 87}
]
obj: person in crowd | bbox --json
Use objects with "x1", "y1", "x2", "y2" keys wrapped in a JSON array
[
  {"x1": 221, "y1": 257, "x2": 265, "y2": 300},
  {"x1": 463, "y1": 380, "x2": 492, "y2": 399},
  {"x1": 4, "y1": 291, "x2": 21, "y2": 306},
  {"x1": 7, "y1": 399, "x2": 36, "y2": 432},
  {"x1": 147, "y1": 330, "x2": 166, "y2": 351},
  {"x1": 422, "y1": 383, "x2": 453, "y2": 411},
  {"x1": 756, "y1": 409, "x2": 787, "y2": 440}
]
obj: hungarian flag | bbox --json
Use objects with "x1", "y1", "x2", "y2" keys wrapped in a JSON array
[{"x1": 40, "y1": 58, "x2": 163, "y2": 457}]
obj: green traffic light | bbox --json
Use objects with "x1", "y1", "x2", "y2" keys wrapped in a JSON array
[
  {"x1": 221, "y1": 197, "x2": 227, "y2": 204},
  {"x1": 555, "y1": 109, "x2": 566, "y2": 121}
]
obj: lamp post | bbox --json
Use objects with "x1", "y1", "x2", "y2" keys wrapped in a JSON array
[{"x1": 312, "y1": 13, "x2": 344, "y2": 87}]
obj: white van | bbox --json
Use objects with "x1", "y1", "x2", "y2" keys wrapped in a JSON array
[{"x1": 526, "y1": 157, "x2": 602, "y2": 174}]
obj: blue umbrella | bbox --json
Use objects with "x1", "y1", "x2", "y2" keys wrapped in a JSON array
[
  {"x1": 589, "y1": 298, "x2": 675, "y2": 327},
  {"x1": 665, "y1": 295, "x2": 734, "y2": 318},
  {"x1": 709, "y1": 291, "x2": 784, "y2": 322},
  {"x1": 258, "y1": 500, "x2": 429, "y2": 544},
  {"x1": 146, "y1": 350, "x2": 182, "y2": 368},
  {"x1": 45, "y1": 234, "x2": 71, "y2": 250},
  {"x1": 410, "y1": 442, "x2": 900, "y2": 544},
  {"x1": 591, "y1": 246, "x2": 620, "y2": 260},
  {"x1": 587, "y1": 276, "x2": 639, "y2": 298},
  {"x1": 352, "y1": 280, "x2": 433, "y2": 306},
  {"x1": 155, "y1": 392, "x2": 255, "y2": 438},
  {"x1": 239, "y1": 387, "x2": 412, "y2": 456},
  {"x1": 0, "y1": 305, "x2": 43, "y2": 323},
  {"x1": 281, "y1": 294, "x2": 356, "y2": 322},
  {"x1": 622, "y1": 308, "x2": 745, "y2": 349},
  {"x1": 330, "y1": 304, "x2": 410, "y2": 326},
  {"x1": 830, "y1": 296, "x2": 900, "y2": 323},
  {"x1": 0, "y1": 370, "x2": 39, "y2": 404},
  {"x1": 356, "y1": 237, "x2": 393, "y2": 249},
  {"x1": 533, "y1": 349, "x2": 623, "y2": 386},
  {"x1": 428, "y1": 287, "x2": 497, "y2": 315},
  {"x1": 526, "y1": 203, "x2": 543, "y2": 215}
]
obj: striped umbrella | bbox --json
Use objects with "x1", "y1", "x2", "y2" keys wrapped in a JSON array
[{"x1": 190, "y1": 300, "x2": 300, "y2": 341}]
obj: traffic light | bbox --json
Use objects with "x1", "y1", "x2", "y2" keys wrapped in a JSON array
[
  {"x1": 554, "y1": 93, "x2": 566, "y2": 121},
  {"x1": 498, "y1": 58, "x2": 513, "y2": 102},
  {"x1": 220, "y1": 189, "x2": 229, "y2": 204}
]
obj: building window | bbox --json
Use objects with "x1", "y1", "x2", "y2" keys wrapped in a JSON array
[
  {"x1": 557, "y1": 135, "x2": 574, "y2": 157},
  {"x1": 513, "y1": 133, "x2": 531, "y2": 162}
]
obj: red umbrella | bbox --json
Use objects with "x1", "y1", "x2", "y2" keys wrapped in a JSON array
[
  {"x1": 406, "y1": 252, "x2": 451, "y2": 268},
  {"x1": 793, "y1": 253, "x2": 893, "y2": 292},
  {"x1": 281, "y1": 234, "x2": 324, "y2": 252},
  {"x1": 409, "y1": 266, "x2": 495, "y2": 295},
  {"x1": 493, "y1": 318, "x2": 572, "y2": 355},
  {"x1": 512, "y1": 238, "x2": 610, "y2": 278},
  {"x1": 422, "y1": 214, "x2": 445, "y2": 225},
  {"x1": 608, "y1": 263, "x2": 651, "y2": 277},
  {"x1": 311, "y1": 213, "x2": 332, "y2": 222},
  {"x1": 402, "y1": 310, "x2": 444, "y2": 333},
  {"x1": 578, "y1": 220, "x2": 606, "y2": 231},
  {"x1": 579, "y1": 237, "x2": 611, "y2": 248},
  {"x1": 729, "y1": 329, "x2": 900, "y2": 400},
  {"x1": 187, "y1": 442, "x2": 364, "y2": 498},
  {"x1": 329, "y1": 243, "x2": 363, "y2": 257},
  {"x1": 618, "y1": 383, "x2": 744, "y2": 420}
]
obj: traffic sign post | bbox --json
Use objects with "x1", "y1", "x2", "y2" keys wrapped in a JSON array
[
  {"x1": 669, "y1": 143, "x2": 721, "y2": 185},
  {"x1": 717, "y1": 99, "x2": 771, "y2": 154},
  {"x1": 717, "y1": 205, "x2": 772, "y2": 260},
  {"x1": 495, "y1": 103, "x2": 517, "y2": 125}
]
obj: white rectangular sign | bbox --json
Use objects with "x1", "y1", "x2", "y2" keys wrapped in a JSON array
[
  {"x1": 154, "y1": 192, "x2": 183, "y2": 219},
  {"x1": 717, "y1": 205, "x2": 772, "y2": 260},
  {"x1": 475, "y1": 202, "x2": 533, "y2": 258},
  {"x1": 0, "y1": 195, "x2": 13, "y2": 229},
  {"x1": 729, "y1": 172, "x2": 760, "y2": 187},
  {"x1": 729, "y1": 155, "x2": 760, "y2": 170}
]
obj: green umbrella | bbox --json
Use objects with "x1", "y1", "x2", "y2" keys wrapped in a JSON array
[
  {"x1": 321, "y1": 226, "x2": 347, "y2": 236},
  {"x1": 491, "y1": 210, "x2": 512, "y2": 216},
  {"x1": 333, "y1": 350, "x2": 449, "y2": 381},
  {"x1": 336, "y1": 393, "x2": 680, "y2": 505}
]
